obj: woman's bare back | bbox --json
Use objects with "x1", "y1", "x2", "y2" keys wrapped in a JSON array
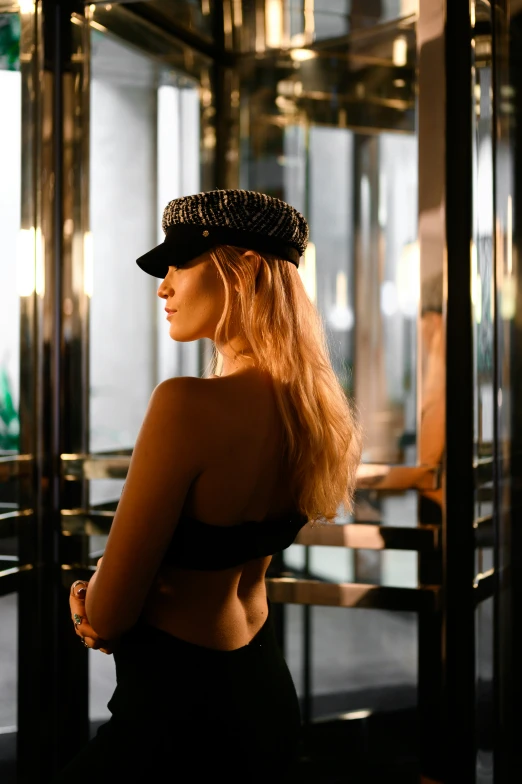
[{"x1": 140, "y1": 368, "x2": 297, "y2": 650}]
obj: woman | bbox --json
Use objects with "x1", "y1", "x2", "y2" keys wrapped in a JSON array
[{"x1": 55, "y1": 189, "x2": 361, "y2": 782}]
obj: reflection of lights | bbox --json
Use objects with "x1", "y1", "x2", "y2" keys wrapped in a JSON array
[
  {"x1": 329, "y1": 304, "x2": 354, "y2": 332},
  {"x1": 338, "y1": 710, "x2": 372, "y2": 721},
  {"x1": 501, "y1": 275, "x2": 516, "y2": 319},
  {"x1": 35, "y1": 227, "x2": 44, "y2": 296},
  {"x1": 19, "y1": 0, "x2": 35, "y2": 12},
  {"x1": 290, "y1": 33, "x2": 306, "y2": 47},
  {"x1": 231, "y1": 0, "x2": 242, "y2": 26},
  {"x1": 265, "y1": 0, "x2": 283, "y2": 49},
  {"x1": 381, "y1": 281, "x2": 398, "y2": 317},
  {"x1": 393, "y1": 78, "x2": 406, "y2": 88},
  {"x1": 471, "y1": 241, "x2": 482, "y2": 324},
  {"x1": 471, "y1": 0, "x2": 476, "y2": 28},
  {"x1": 275, "y1": 95, "x2": 296, "y2": 113},
  {"x1": 290, "y1": 49, "x2": 317, "y2": 62},
  {"x1": 89, "y1": 3, "x2": 95, "y2": 12},
  {"x1": 328, "y1": 271, "x2": 354, "y2": 332},
  {"x1": 392, "y1": 36, "x2": 408, "y2": 67},
  {"x1": 298, "y1": 242, "x2": 316, "y2": 304},
  {"x1": 304, "y1": 0, "x2": 315, "y2": 39},
  {"x1": 396, "y1": 241, "x2": 419, "y2": 317},
  {"x1": 84, "y1": 232, "x2": 94, "y2": 298},
  {"x1": 507, "y1": 194, "x2": 513, "y2": 274},
  {"x1": 17, "y1": 229, "x2": 35, "y2": 297},
  {"x1": 400, "y1": 0, "x2": 419, "y2": 13},
  {"x1": 277, "y1": 80, "x2": 302, "y2": 97}
]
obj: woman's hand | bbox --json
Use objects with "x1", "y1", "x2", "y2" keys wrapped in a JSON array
[{"x1": 69, "y1": 558, "x2": 119, "y2": 654}]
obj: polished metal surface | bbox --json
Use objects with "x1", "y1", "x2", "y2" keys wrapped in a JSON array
[
  {"x1": 0, "y1": 454, "x2": 33, "y2": 481},
  {"x1": 266, "y1": 576, "x2": 439, "y2": 613},
  {"x1": 59, "y1": 451, "x2": 441, "y2": 489},
  {"x1": 296, "y1": 521, "x2": 439, "y2": 552}
]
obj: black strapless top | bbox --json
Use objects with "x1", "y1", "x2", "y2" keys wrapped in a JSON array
[{"x1": 161, "y1": 511, "x2": 309, "y2": 570}]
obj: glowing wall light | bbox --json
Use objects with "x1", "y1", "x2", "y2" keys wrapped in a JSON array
[{"x1": 396, "y1": 240, "x2": 419, "y2": 317}]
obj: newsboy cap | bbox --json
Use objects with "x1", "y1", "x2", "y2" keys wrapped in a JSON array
[{"x1": 136, "y1": 189, "x2": 309, "y2": 278}]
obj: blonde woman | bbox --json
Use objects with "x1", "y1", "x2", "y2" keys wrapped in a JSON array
[{"x1": 56, "y1": 190, "x2": 361, "y2": 782}]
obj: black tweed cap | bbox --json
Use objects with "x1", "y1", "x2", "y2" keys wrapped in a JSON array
[{"x1": 136, "y1": 189, "x2": 309, "y2": 278}]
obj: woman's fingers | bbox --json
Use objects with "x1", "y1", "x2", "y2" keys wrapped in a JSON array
[{"x1": 69, "y1": 582, "x2": 113, "y2": 653}]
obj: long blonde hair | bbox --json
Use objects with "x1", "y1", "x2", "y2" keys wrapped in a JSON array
[{"x1": 207, "y1": 245, "x2": 362, "y2": 526}]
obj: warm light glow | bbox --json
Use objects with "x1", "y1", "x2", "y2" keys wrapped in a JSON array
[
  {"x1": 290, "y1": 48, "x2": 317, "y2": 62},
  {"x1": 35, "y1": 227, "x2": 45, "y2": 296},
  {"x1": 328, "y1": 271, "x2": 354, "y2": 331},
  {"x1": 17, "y1": 229, "x2": 35, "y2": 297},
  {"x1": 298, "y1": 241, "x2": 316, "y2": 304},
  {"x1": 232, "y1": 0, "x2": 242, "y2": 27},
  {"x1": 392, "y1": 36, "x2": 408, "y2": 67},
  {"x1": 19, "y1": 0, "x2": 35, "y2": 13},
  {"x1": 501, "y1": 274, "x2": 516, "y2": 319},
  {"x1": 396, "y1": 241, "x2": 419, "y2": 317},
  {"x1": 84, "y1": 231, "x2": 94, "y2": 298},
  {"x1": 507, "y1": 194, "x2": 513, "y2": 274},
  {"x1": 304, "y1": 0, "x2": 315, "y2": 40},
  {"x1": 265, "y1": 0, "x2": 283, "y2": 49}
]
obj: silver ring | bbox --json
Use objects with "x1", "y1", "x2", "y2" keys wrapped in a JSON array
[{"x1": 71, "y1": 579, "x2": 89, "y2": 594}]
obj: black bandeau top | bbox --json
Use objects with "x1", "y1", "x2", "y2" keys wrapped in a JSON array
[{"x1": 161, "y1": 510, "x2": 309, "y2": 571}]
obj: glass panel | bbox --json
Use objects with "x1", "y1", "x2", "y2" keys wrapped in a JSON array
[
  {"x1": 237, "y1": 8, "x2": 420, "y2": 774},
  {"x1": 0, "y1": 10, "x2": 21, "y2": 745},
  {"x1": 283, "y1": 604, "x2": 418, "y2": 775},
  {"x1": 238, "y1": 9, "x2": 418, "y2": 468},
  {"x1": 88, "y1": 26, "x2": 205, "y2": 726},
  {"x1": 471, "y1": 2, "x2": 495, "y2": 780},
  {"x1": 0, "y1": 12, "x2": 21, "y2": 457}
]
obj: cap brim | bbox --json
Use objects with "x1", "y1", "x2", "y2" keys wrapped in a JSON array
[{"x1": 136, "y1": 241, "x2": 176, "y2": 279}]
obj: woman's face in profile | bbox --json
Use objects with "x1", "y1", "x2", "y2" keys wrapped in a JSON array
[{"x1": 157, "y1": 253, "x2": 226, "y2": 343}]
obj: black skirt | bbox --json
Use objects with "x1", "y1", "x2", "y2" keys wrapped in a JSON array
[{"x1": 52, "y1": 598, "x2": 302, "y2": 782}]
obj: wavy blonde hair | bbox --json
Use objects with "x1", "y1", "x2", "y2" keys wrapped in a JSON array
[{"x1": 206, "y1": 245, "x2": 362, "y2": 526}]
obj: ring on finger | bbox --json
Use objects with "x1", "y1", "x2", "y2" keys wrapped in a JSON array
[
  {"x1": 81, "y1": 638, "x2": 89, "y2": 647},
  {"x1": 73, "y1": 613, "x2": 83, "y2": 627},
  {"x1": 71, "y1": 580, "x2": 89, "y2": 594}
]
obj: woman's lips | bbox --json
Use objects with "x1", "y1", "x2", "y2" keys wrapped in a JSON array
[{"x1": 166, "y1": 311, "x2": 176, "y2": 319}]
